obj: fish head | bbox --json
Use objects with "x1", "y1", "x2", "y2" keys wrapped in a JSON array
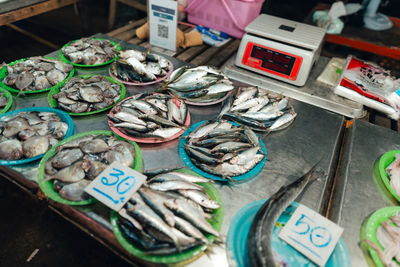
[{"x1": 81, "y1": 158, "x2": 92, "y2": 172}]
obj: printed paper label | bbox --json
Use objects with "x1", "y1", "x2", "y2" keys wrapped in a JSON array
[
  {"x1": 279, "y1": 204, "x2": 343, "y2": 266},
  {"x1": 149, "y1": 0, "x2": 177, "y2": 51},
  {"x1": 85, "y1": 162, "x2": 146, "y2": 211}
]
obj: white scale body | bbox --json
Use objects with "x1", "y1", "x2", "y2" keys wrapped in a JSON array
[{"x1": 235, "y1": 14, "x2": 326, "y2": 86}]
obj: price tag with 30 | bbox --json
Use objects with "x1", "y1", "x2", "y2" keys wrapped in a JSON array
[
  {"x1": 84, "y1": 162, "x2": 146, "y2": 211},
  {"x1": 278, "y1": 204, "x2": 343, "y2": 266}
]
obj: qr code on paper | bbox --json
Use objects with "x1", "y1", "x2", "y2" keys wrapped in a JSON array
[{"x1": 157, "y1": 24, "x2": 168, "y2": 38}]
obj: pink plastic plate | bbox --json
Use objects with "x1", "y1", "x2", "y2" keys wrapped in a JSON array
[
  {"x1": 183, "y1": 90, "x2": 232, "y2": 106},
  {"x1": 108, "y1": 94, "x2": 191, "y2": 143},
  {"x1": 108, "y1": 61, "x2": 173, "y2": 86}
]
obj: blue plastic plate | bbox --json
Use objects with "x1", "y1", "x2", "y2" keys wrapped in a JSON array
[
  {"x1": 226, "y1": 199, "x2": 351, "y2": 267},
  {"x1": 0, "y1": 107, "x2": 74, "y2": 166},
  {"x1": 179, "y1": 120, "x2": 267, "y2": 182}
]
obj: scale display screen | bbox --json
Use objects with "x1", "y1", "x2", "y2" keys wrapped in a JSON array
[
  {"x1": 250, "y1": 45, "x2": 296, "y2": 76},
  {"x1": 241, "y1": 41, "x2": 303, "y2": 81}
]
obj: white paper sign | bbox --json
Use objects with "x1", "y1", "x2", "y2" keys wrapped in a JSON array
[
  {"x1": 149, "y1": 0, "x2": 177, "y2": 51},
  {"x1": 84, "y1": 162, "x2": 146, "y2": 211},
  {"x1": 278, "y1": 204, "x2": 343, "y2": 266}
]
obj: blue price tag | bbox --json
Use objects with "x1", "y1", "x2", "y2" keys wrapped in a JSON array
[
  {"x1": 278, "y1": 204, "x2": 343, "y2": 266},
  {"x1": 84, "y1": 162, "x2": 147, "y2": 211}
]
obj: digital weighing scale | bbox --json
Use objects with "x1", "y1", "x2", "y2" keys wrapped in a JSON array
[
  {"x1": 236, "y1": 14, "x2": 326, "y2": 86},
  {"x1": 226, "y1": 14, "x2": 366, "y2": 118}
]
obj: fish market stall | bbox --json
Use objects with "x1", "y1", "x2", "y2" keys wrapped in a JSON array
[
  {"x1": 328, "y1": 120, "x2": 400, "y2": 267},
  {"x1": 0, "y1": 33, "x2": 347, "y2": 266}
]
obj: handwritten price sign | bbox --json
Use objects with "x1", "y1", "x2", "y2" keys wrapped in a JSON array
[
  {"x1": 278, "y1": 204, "x2": 343, "y2": 266},
  {"x1": 85, "y1": 162, "x2": 146, "y2": 211}
]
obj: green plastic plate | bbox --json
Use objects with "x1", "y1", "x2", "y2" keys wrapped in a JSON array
[
  {"x1": 0, "y1": 57, "x2": 75, "y2": 94},
  {"x1": 0, "y1": 87, "x2": 13, "y2": 114},
  {"x1": 110, "y1": 168, "x2": 224, "y2": 265},
  {"x1": 37, "y1": 130, "x2": 143, "y2": 206},
  {"x1": 48, "y1": 74, "x2": 126, "y2": 116},
  {"x1": 364, "y1": 206, "x2": 400, "y2": 267},
  {"x1": 379, "y1": 150, "x2": 400, "y2": 202},
  {"x1": 59, "y1": 37, "x2": 122, "y2": 67}
]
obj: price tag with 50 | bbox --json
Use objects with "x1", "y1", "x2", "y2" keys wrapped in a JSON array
[
  {"x1": 84, "y1": 162, "x2": 146, "y2": 211},
  {"x1": 278, "y1": 204, "x2": 343, "y2": 266}
]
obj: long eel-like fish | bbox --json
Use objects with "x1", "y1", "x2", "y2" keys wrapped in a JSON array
[{"x1": 247, "y1": 161, "x2": 325, "y2": 267}]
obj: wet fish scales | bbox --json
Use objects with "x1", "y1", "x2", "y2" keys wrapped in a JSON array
[{"x1": 164, "y1": 198, "x2": 219, "y2": 237}]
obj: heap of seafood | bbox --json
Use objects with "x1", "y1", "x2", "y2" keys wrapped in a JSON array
[
  {"x1": 161, "y1": 66, "x2": 234, "y2": 104},
  {"x1": 61, "y1": 37, "x2": 118, "y2": 65},
  {"x1": 111, "y1": 49, "x2": 171, "y2": 83},
  {"x1": 0, "y1": 93, "x2": 8, "y2": 109},
  {"x1": 219, "y1": 86, "x2": 297, "y2": 132},
  {"x1": 44, "y1": 134, "x2": 135, "y2": 201},
  {"x1": 1, "y1": 56, "x2": 73, "y2": 93},
  {"x1": 386, "y1": 154, "x2": 400, "y2": 197},
  {"x1": 108, "y1": 93, "x2": 188, "y2": 140},
  {"x1": 247, "y1": 162, "x2": 323, "y2": 267},
  {"x1": 365, "y1": 213, "x2": 400, "y2": 267},
  {"x1": 0, "y1": 111, "x2": 68, "y2": 160},
  {"x1": 183, "y1": 119, "x2": 264, "y2": 179},
  {"x1": 53, "y1": 75, "x2": 122, "y2": 113},
  {"x1": 118, "y1": 169, "x2": 220, "y2": 255}
]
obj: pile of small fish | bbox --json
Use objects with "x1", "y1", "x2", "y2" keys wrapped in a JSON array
[
  {"x1": 110, "y1": 49, "x2": 170, "y2": 83},
  {"x1": 61, "y1": 37, "x2": 118, "y2": 65},
  {"x1": 0, "y1": 111, "x2": 68, "y2": 160},
  {"x1": 364, "y1": 213, "x2": 400, "y2": 266},
  {"x1": 53, "y1": 75, "x2": 122, "y2": 113},
  {"x1": 219, "y1": 86, "x2": 297, "y2": 132},
  {"x1": 118, "y1": 168, "x2": 220, "y2": 255},
  {"x1": 1, "y1": 56, "x2": 73, "y2": 93},
  {"x1": 247, "y1": 162, "x2": 323, "y2": 267},
  {"x1": 0, "y1": 93, "x2": 8, "y2": 109},
  {"x1": 161, "y1": 66, "x2": 234, "y2": 104},
  {"x1": 386, "y1": 154, "x2": 400, "y2": 197},
  {"x1": 53, "y1": 75, "x2": 121, "y2": 113},
  {"x1": 108, "y1": 93, "x2": 188, "y2": 140},
  {"x1": 184, "y1": 119, "x2": 264, "y2": 179},
  {"x1": 44, "y1": 134, "x2": 135, "y2": 201}
]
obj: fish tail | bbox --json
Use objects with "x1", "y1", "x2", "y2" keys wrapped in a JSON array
[
  {"x1": 225, "y1": 176, "x2": 239, "y2": 184},
  {"x1": 306, "y1": 159, "x2": 325, "y2": 182},
  {"x1": 177, "y1": 123, "x2": 187, "y2": 130},
  {"x1": 212, "y1": 235, "x2": 226, "y2": 246},
  {"x1": 361, "y1": 239, "x2": 389, "y2": 264},
  {"x1": 17, "y1": 88, "x2": 25, "y2": 97},
  {"x1": 42, "y1": 176, "x2": 54, "y2": 182},
  {"x1": 157, "y1": 82, "x2": 170, "y2": 91},
  {"x1": 113, "y1": 41, "x2": 122, "y2": 49},
  {"x1": 219, "y1": 177, "x2": 238, "y2": 189},
  {"x1": 202, "y1": 245, "x2": 216, "y2": 259},
  {"x1": 257, "y1": 147, "x2": 267, "y2": 156}
]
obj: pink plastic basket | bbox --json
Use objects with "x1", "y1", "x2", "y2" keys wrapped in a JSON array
[{"x1": 186, "y1": 0, "x2": 264, "y2": 38}]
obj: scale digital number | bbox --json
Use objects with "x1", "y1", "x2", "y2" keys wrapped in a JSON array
[{"x1": 241, "y1": 41, "x2": 303, "y2": 81}]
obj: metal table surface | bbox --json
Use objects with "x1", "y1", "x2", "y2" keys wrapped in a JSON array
[
  {"x1": 0, "y1": 34, "x2": 346, "y2": 266},
  {"x1": 329, "y1": 120, "x2": 400, "y2": 267}
]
